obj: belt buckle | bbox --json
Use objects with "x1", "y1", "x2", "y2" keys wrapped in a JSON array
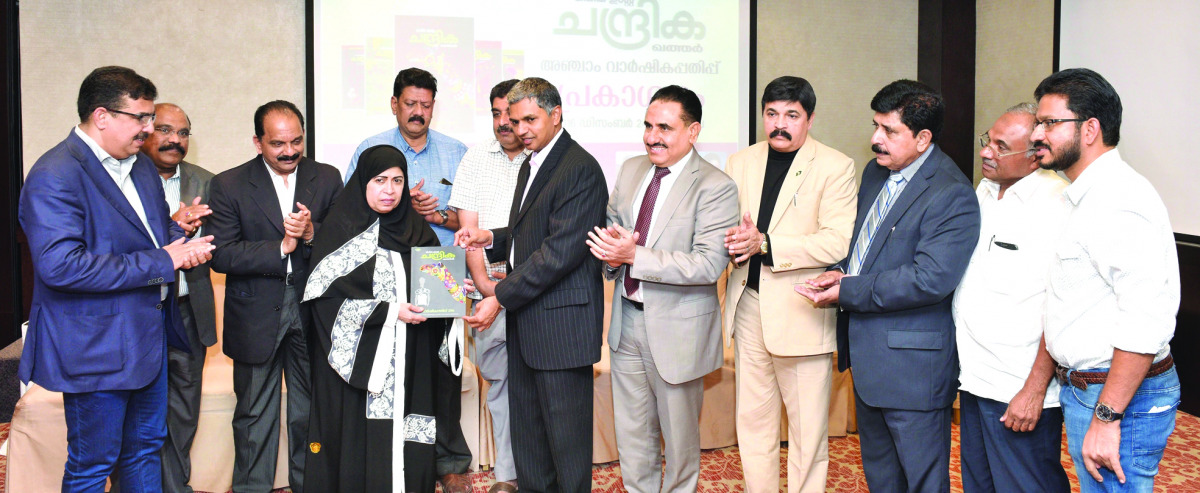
[
  {"x1": 1054, "y1": 366, "x2": 1072, "y2": 388},
  {"x1": 284, "y1": 273, "x2": 295, "y2": 286}
]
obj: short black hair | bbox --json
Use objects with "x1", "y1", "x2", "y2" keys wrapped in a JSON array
[
  {"x1": 870, "y1": 79, "x2": 944, "y2": 142},
  {"x1": 253, "y1": 100, "x2": 305, "y2": 138},
  {"x1": 393, "y1": 67, "x2": 438, "y2": 99},
  {"x1": 649, "y1": 85, "x2": 703, "y2": 124},
  {"x1": 761, "y1": 76, "x2": 816, "y2": 116},
  {"x1": 1034, "y1": 68, "x2": 1122, "y2": 146},
  {"x1": 77, "y1": 66, "x2": 157, "y2": 122},
  {"x1": 490, "y1": 79, "x2": 520, "y2": 104}
]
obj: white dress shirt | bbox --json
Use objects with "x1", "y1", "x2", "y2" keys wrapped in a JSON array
[
  {"x1": 621, "y1": 150, "x2": 692, "y2": 302},
  {"x1": 509, "y1": 127, "x2": 564, "y2": 267},
  {"x1": 953, "y1": 169, "x2": 1068, "y2": 406},
  {"x1": 1044, "y1": 149, "x2": 1179, "y2": 370},
  {"x1": 447, "y1": 139, "x2": 528, "y2": 280},
  {"x1": 264, "y1": 159, "x2": 298, "y2": 273}
]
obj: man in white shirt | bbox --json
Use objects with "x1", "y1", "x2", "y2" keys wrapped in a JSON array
[
  {"x1": 446, "y1": 79, "x2": 527, "y2": 493},
  {"x1": 952, "y1": 103, "x2": 1070, "y2": 492},
  {"x1": 585, "y1": 85, "x2": 739, "y2": 492},
  {"x1": 1032, "y1": 68, "x2": 1180, "y2": 492}
]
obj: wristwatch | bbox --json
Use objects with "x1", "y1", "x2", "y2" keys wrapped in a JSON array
[
  {"x1": 1095, "y1": 403, "x2": 1124, "y2": 422},
  {"x1": 436, "y1": 209, "x2": 450, "y2": 225},
  {"x1": 759, "y1": 233, "x2": 769, "y2": 255}
]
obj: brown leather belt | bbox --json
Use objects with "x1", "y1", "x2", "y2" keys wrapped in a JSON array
[{"x1": 1056, "y1": 354, "x2": 1174, "y2": 391}]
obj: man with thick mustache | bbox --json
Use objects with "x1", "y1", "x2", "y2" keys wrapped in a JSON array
[
  {"x1": 586, "y1": 85, "x2": 739, "y2": 492},
  {"x1": 345, "y1": 67, "x2": 473, "y2": 490},
  {"x1": 1031, "y1": 68, "x2": 1179, "y2": 492},
  {"x1": 796, "y1": 79, "x2": 979, "y2": 492},
  {"x1": 721, "y1": 76, "x2": 858, "y2": 492},
  {"x1": 208, "y1": 100, "x2": 343, "y2": 492},
  {"x1": 952, "y1": 103, "x2": 1070, "y2": 492},
  {"x1": 141, "y1": 103, "x2": 221, "y2": 493},
  {"x1": 20, "y1": 66, "x2": 215, "y2": 492},
  {"x1": 445, "y1": 79, "x2": 527, "y2": 493}
]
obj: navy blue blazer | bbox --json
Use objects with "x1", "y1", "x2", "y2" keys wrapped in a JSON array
[
  {"x1": 835, "y1": 145, "x2": 980, "y2": 411},
  {"x1": 19, "y1": 130, "x2": 189, "y2": 393}
]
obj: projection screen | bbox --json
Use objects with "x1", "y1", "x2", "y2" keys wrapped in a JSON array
[{"x1": 313, "y1": 0, "x2": 753, "y2": 188}]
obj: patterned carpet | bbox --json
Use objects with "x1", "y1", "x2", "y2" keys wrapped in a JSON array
[{"x1": 1, "y1": 411, "x2": 1196, "y2": 492}]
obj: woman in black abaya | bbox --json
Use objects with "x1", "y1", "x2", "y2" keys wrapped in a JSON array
[{"x1": 302, "y1": 144, "x2": 446, "y2": 492}]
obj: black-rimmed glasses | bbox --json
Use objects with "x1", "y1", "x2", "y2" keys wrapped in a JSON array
[{"x1": 106, "y1": 108, "x2": 156, "y2": 125}]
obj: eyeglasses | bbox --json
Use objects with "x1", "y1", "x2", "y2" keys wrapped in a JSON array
[
  {"x1": 1033, "y1": 118, "x2": 1086, "y2": 132},
  {"x1": 154, "y1": 125, "x2": 191, "y2": 139},
  {"x1": 978, "y1": 132, "x2": 1033, "y2": 158},
  {"x1": 106, "y1": 108, "x2": 156, "y2": 126}
]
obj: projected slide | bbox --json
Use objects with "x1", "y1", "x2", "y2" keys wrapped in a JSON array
[{"x1": 314, "y1": 0, "x2": 751, "y2": 186}]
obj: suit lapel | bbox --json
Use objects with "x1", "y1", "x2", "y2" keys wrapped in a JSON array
[
  {"x1": 70, "y1": 134, "x2": 155, "y2": 244},
  {"x1": 248, "y1": 158, "x2": 287, "y2": 236},
  {"x1": 768, "y1": 138, "x2": 817, "y2": 233},
  {"x1": 129, "y1": 155, "x2": 169, "y2": 245},
  {"x1": 744, "y1": 144, "x2": 767, "y2": 225},
  {"x1": 178, "y1": 163, "x2": 199, "y2": 204},
  {"x1": 293, "y1": 158, "x2": 317, "y2": 213},
  {"x1": 647, "y1": 153, "x2": 700, "y2": 248},
  {"x1": 858, "y1": 147, "x2": 939, "y2": 274},
  {"x1": 514, "y1": 129, "x2": 572, "y2": 227},
  {"x1": 621, "y1": 159, "x2": 654, "y2": 228}
]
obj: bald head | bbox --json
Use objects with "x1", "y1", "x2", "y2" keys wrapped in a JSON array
[{"x1": 142, "y1": 103, "x2": 192, "y2": 177}]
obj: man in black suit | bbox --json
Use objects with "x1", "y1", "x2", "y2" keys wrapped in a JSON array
[
  {"x1": 141, "y1": 103, "x2": 220, "y2": 493},
  {"x1": 458, "y1": 77, "x2": 608, "y2": 493},
  {"x1": 207, "y1": 100, "x2": 342, "y2": 493}
]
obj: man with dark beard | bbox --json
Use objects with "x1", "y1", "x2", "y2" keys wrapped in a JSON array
[
  {"x1": 344, "y1": 66, "x2": 473, "y2": 492},
  {"x1": 1031, "y1": 68, "x2": 1180, "y2": 493},
  {"x1": 141, "y1": 103, "x2": 220, "y2": 493}
]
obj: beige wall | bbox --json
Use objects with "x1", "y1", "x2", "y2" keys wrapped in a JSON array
[
  {"x1": 974, "y1": 0, "x2": 1056, "y2": 184},
  {"x1": 20, "y1": 1, "x2": 307, "y2": 175},
  {"x1": 756, "y1": 0, "x2": 919, "y2": 172}
]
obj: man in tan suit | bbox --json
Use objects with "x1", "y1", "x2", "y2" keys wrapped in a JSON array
[
  {"x1": 586, "y1": 85, "x2": 739, "y2": 492},
  {"x1": 722, "y1": 76, "x2": 858, "y2": 492}
]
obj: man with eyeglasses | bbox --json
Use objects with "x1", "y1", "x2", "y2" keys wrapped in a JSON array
[
  {"x1": 951, "y1": 103, "x2": 1071, "y2": 492},
  {"x1": 19, "y1": 66, "x2": 215, "y2": 492},
  {"x1": 140, "y1": 103, "x2": 220, "y2": 493},
  {"x1": 1032, "y1": 68, "x2": 1180, "y2": 492}
]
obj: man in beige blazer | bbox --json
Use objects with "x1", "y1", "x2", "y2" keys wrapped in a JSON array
[
  {"x1": 586, "y1": 85, "x2": 739, "y2": 492},
  {"x1": 722, "y1": 76, "x2": 858, "y2": 492}
]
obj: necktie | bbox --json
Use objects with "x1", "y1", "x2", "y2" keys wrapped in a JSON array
[
  {"x1": 624, "y1": 166, "x2": 671, "y2": 295},
  {"x1": 509, "y1": 156, "x2": 532, "y2": 227},
  {"x1": 848, "y1": 173, "x2": 906, "y2": 275}
]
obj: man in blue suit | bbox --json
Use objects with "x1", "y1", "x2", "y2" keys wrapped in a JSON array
[
  {"x1": 18, "y1": 66, "x2": 216, "y2": 493},
  {"x1": 796, "y1": 79, "x2": 980, "y2": 492}
]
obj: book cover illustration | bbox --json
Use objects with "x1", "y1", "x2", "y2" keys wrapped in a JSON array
[{"x1": 411, "y1": 246, "x2": 467, "y2": 318}]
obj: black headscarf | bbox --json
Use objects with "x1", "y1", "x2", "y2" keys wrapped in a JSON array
[{"x1": 311, "y1": 144, "x2": 440, "y2": 264}]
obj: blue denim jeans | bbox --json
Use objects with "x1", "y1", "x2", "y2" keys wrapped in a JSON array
[
  {"x1": 62, "y1": 356, "x2": 169, "y2": 493},
  {"x1": 1060, "y1": 366, "x2": 1180, "y2": 492}
]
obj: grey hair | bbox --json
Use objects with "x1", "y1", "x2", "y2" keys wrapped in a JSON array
[
  {"x1": 1005, "y1": 102, "x2": 1038, "y2": 117},
  {"x1": 506, "y1": 77, "x2": 562, "y2": 117}
]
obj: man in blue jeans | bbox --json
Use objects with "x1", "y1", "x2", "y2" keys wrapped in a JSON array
[{"x1": 1032, "y1": 68, "x2": 1181, "y2": 492}]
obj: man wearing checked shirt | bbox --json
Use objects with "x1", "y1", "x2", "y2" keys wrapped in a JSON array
[{"x1": 346, "y1": 66, "x2": 472, "y2": 492}]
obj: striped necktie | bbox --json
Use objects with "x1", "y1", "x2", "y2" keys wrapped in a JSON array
[{"x1": 848, "y1": 173, "x2": 906, "y2": 275}]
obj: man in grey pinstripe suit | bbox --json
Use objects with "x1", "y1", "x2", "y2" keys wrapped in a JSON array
[{"x1": 459, "y1": 77, "x2": 608, "y2": 493}]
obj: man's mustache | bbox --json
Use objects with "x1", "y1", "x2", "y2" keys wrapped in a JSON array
[
  {"x1": 158, "y1": 143, "x2": 186, "y2": 154},
  {"x1": 647, "y1": 142, "x2": 667, "y2": 149},
  {"x1": 497, "y1": 124, "x2": 513, "y2": 133},
  {"x1": 135, "y1": 132, "x2": 150, "y2": 141},
  {"x1": 770, "y1": 128, "x2": 792, "y2": 140},
  {"x1": 871, "y1": 144, "x2": 888, "y2": 154},
  {"x1": 276, "y1": 152, "x2": 302, "y2": 162},
  {"x1": 1033, "y1": 140, "x2": 1049, "y2": 150},
  {"x1": 408, "y1": 115, "x2": 426, "y2": 125}
]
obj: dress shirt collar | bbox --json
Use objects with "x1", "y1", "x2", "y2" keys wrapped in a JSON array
[
  {"x1": 487, "y1": 139, "x2": 530, "y2": 162},
  {"x1": 980, "y1": 168, "x2": 1057, "y2": 203},
  {"x1": 660, "y1": 148, "x2": 694, "y2": 173},
  {"x1": 1063, "y1": 148, "x2": 1121, "y2": 206},
  {"x1": 74, "y1": 125, "x2": 138, "y2": 178},
  {"x1": 530, "y1": 127, "x2": 565, "y2": 166},
  {"x1": 896, "y1": 144, "x2": 934, "y2": 182},
  {"x1": 261, "y1": 157, "x2": 298, "y2": 181}
]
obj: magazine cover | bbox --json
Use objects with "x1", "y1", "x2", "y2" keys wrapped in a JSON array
[{"x1": 411, "y1": 246, "x2": 468, "y2": 318}]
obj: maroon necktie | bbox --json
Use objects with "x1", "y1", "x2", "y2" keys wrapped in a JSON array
[{"x1": 624, "y1": 166, "x2": 671, "y2": 296}]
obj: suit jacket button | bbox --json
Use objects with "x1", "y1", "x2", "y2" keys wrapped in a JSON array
[
  {"x1": 155, "y1": 303, "x2": 163, "y2": 310},
  {"x1": 273, "y1": 306, "x2": 281, "y2": 311},
  {"x1": 741, "y1": 280, "x2": 746, "y2": 286}
]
